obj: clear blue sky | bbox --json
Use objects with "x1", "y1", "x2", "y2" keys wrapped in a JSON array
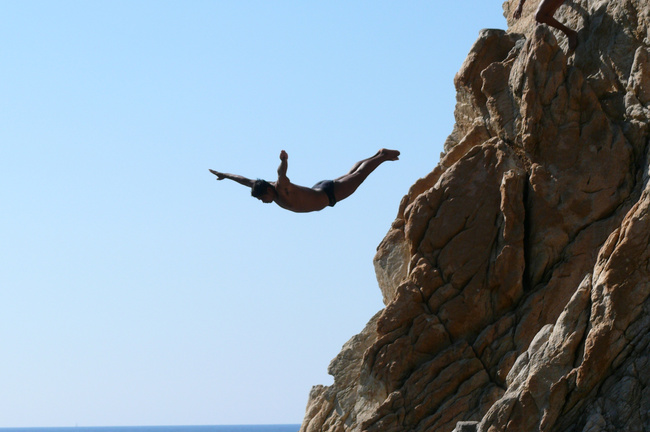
[{"x1": 2, "y1": 1, "x2": 508, "y2": 427}]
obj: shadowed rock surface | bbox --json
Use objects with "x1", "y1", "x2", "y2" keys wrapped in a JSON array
[{"x1": 300, "y1": 1, "x2": 650, "y2": 431}]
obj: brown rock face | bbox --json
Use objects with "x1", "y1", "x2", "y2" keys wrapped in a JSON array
[{"x1": 301, "y1": 1, "x2": 650, "y2": 431}]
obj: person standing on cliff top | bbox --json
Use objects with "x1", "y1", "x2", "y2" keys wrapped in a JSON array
[
  {"x1": 514, "y1": 0, "x2": 579, "y2": 51},
  {"x1": 209, "y1": 148, "x2": 400, "y2": 213}
]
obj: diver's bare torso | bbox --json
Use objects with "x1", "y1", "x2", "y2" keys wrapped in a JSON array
[{"x1": 272, "y1": 180, "x2": 331, "y2": 213}]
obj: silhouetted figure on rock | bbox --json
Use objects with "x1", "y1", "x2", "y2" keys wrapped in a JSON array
[
  {"x1": 514, "y1": 0, "x2": 579, "y2": 51},
  {"x1": 210, "y1": 148, "x2": 400, "y2": 213}
]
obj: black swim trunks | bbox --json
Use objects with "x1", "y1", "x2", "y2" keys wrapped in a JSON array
[{"x1": 313, "y1": 180, "x2": 337, "y2": 207}]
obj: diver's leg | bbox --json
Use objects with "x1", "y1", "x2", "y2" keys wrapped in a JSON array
[{"x1": 332, "y1": 149, "x2": 400, "y2": 201}]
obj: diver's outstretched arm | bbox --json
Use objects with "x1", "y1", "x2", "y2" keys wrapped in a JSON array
[
  {"x1": 277, "y1": 150, "x2": 289, "y2": 180},
  {"x1": 209, "y1": 169, "x2": 255, "y2": 188}
]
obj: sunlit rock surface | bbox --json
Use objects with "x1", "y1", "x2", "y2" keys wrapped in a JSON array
[{"x1": 301, "y1": 1, "x2": 650, "y2": 431}]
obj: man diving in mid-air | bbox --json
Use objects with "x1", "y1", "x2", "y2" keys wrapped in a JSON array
[{"x1": 209, "y1": 148, "x2": 400, "y2": 213}]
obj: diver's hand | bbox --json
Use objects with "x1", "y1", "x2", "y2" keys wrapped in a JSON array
[{"x1": 209, "y1": 169, "x2": 226, "y2": 180}]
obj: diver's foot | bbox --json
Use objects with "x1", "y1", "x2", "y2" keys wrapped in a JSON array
[{"x1": 379, "y1": 148, "x2": 400, "y2": 161}]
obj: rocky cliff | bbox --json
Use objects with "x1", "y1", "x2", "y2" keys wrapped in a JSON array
[{"x1": 300, "y1": 1, "x2": 650, "y2": 431}]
